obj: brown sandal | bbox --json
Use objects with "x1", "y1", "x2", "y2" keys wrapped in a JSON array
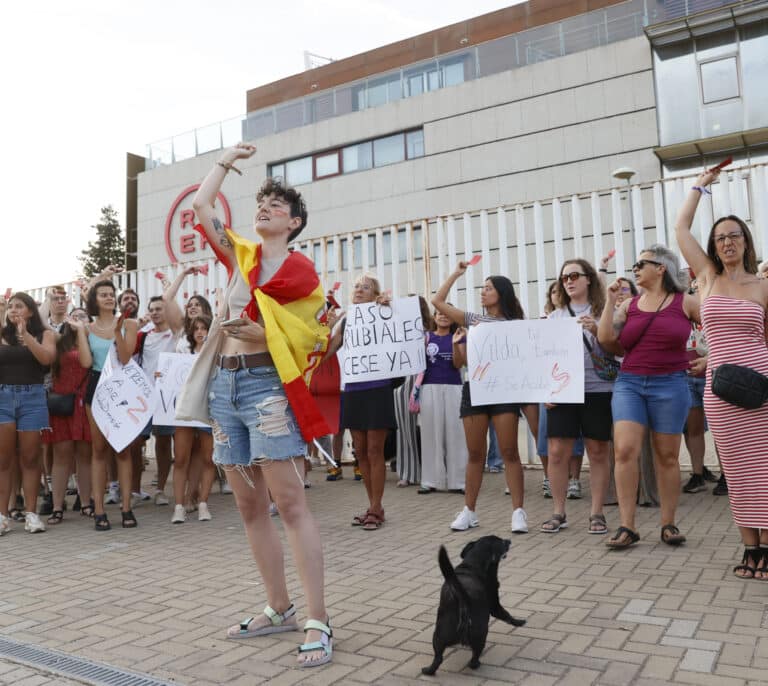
[
  {"x1": 361, "y1": 512, "x2": 383, "y2": 531},
  {"x1": 660, "y1": 524, "x2": 686, "y2": 546},
  {"x1": 351, "y1": 510, "x2": 370, "y2": 526}
]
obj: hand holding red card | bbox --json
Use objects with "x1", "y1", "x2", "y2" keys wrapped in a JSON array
[
  {"x1": 709, "y1": 156, "x2": 732, "y2": 173},
  {"x1": 467, "y1": 255, "x2": 482, "y2": 266},
  {"x1": 196, "y1": 264, "x2": 209, "y2": 276},
  {"x1": 154, "y1": 271, "x2": 166, "y2": 281}
]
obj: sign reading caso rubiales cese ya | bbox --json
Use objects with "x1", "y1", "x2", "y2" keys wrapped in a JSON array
[{"x1": 164, "y1": 184, "x2": 231, "y2": 263}]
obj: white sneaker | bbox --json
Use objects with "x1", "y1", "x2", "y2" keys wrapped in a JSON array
[
  {"x1": 198, "y1": 502, "x2": 212, "y2": 521},
  {"x1": 450, "y1": 506, "x2": 479, "y2": 531},
  {"x1": 269, "y1": 502, "x2": 279, "y2": 517},
  {"x1": 24, "y1": 512, "x2": 46, "y2": 533},
  {"x1": 105, "y1": 483, "x2": 119, "y2": 504},
  {"x1": 154, "y1": 491, "x2": 170, "y2": 506},
  {"x1": 0, "y1": 513, "x2": 11, "y2": 536},
  {"x1": 132, "y1": 490, "x2": 151, "y2": 501},
  {"x1": 504, "y1": 486, "x2": 510, "y2": 495},
  {"x1": 567, "y1": 479, "x2": 582, "y2": 500},
  {"x1": 221, "y1": 481, "x2": 233, "y2": 494},
  {"x1": 171, "y1": 504, "x2": 186, "y2": 524},
  {"x1": 511, "y1": 507, "x2": 528, "y2": 534}
]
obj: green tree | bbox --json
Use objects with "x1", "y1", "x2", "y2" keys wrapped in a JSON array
[{"x1": 79, "y1": 205, "x2": 125, "y2": 278}]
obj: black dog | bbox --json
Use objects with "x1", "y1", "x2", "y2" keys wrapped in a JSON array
[{"x1": 422, "y1": 535, "x2": 526, "y2": 675}]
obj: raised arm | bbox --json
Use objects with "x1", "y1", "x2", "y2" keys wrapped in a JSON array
[
  {"x1": 163, "y1": 267, "x2": 196, "y2": 334},
  {"x1": 70, "y1": 319, "x2": 93, "y2": 369},
  {"x1": 675, "y1": 169, "x2": 721, "y2": 281},
  {"x1": 597, "y1": 280, "x2": 628, "y2": 356},
  {"x1": 192, "y1": 143, "x2": 256, "y2": 266},
  {"x1": 432, "y1": 261, "x2": 469, "y2": 326},
  {"x1": 114, "y1": 316, "x2": 138, "y2": 366}
]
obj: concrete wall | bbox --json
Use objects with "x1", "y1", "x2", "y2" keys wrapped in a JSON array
[{"x1": 137, "y1": 36, "x2": 660, "y2": 270}]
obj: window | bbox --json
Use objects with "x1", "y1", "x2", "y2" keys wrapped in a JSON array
[
  {"x1": 270, "y1": 128, "x2": 423, "y2": 185},
  {"x1": 406, "y1": 129, "x2": 424, "y2": 159},
  {"x1": 343, "y1": 141, "x2": 373, "y2": 172},
  {"x1": 367, "y1": 73, "x2": 401, "y2": 107},
  {"x1": 382, "y1": 231, "x2": 392, "y2": 265},
  {"x1": 368, "y1": 235, "x2": 377, "y2": 266},
  {"x1": 700, "y1": 57, "x2": 740, "y2": 103},
  {"x1": 312, "y1": 243, "x2": 321, "y2": 271},
  {"x1": 397, "y1": 229, "x2": 407, "y2": 263},
  {"x1": 340, "y1": 238, "x2": 348, "y2": 270},
  {"x1": 326, "y1": 241, "x2": 335, "y2": 272},
  {"x1": 353, "y1": 236, "x2": 362, "y2": 269},
  {"x1": 285, "y1": 157, "x2": 312, "y2": 185},
  {"x1": 373, "y1": 133, "x2": 405, "y2": 167},
  {"x1": 314, "y1": 151, "x2": 340, "y2": 178},
  {"x1": 412, "y1": 225, "x2": 423, "y2": 259}
]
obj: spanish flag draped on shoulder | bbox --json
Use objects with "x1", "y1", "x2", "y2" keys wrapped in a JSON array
[{"x1": 196, "y1": 223, "x2": 332, "y2": 442}]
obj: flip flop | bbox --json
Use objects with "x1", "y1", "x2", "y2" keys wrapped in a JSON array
[
  {"x1": 606, "y1": 526, "x2": 639, "y2": 549},
  {"x1": 660, "y1": 524, "x2": 686, "y2": 546}
]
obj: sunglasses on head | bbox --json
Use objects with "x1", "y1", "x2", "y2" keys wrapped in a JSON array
[
  {"x1": 561, "y1": 271, "x2": 586, "y2": 283},
  {"x1": 632, "y1": 259, "x2": 662, "y2": 271}
]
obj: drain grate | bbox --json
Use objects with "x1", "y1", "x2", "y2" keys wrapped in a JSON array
[{"x1": 0, "y1": 635, "x2": 182, "y2": 686}]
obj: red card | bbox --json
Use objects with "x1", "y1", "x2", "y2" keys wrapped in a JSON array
[
  {"x1": 154, "y1": 271, "x2": 166, "y2": 280},
  {"x1": 196, "y1": 264, "x2": 209, "y2": 276},
  {"x1": 326, "y1": 294, "x2": 340, "y2": 310},
  {"x1": 467, "y1": 255, "x2": 482, "y2": 266},
  {"x1": 332, "y1": 281, "x2": 341, "y2": 291},
  {"x1": 3, "y1": 288, "x2": 11, "y2": 300},
  {"x1": 710, "y1": 156, "x2": 733, "y2": 172},
  {"x1": 607, "y1": 249, "x2": 616, "y2": 259}
]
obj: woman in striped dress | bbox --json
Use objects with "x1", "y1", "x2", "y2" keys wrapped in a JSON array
[{"x1": 675, "y1": 167, "x2": 768, "y2": 580}]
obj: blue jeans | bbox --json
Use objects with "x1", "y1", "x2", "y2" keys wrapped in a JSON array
[
  {"x1": 208, "y1": 366, "x2": 306, "y2": 466},
  {"x1": 0, "y1": 384, "x2": 49, "y2": 431},
  {"x1": 611, "y1": 371, "x2": 691, "y2": 434},
  {"x1": 486, "y1": 425, "x2": 502, "y2": 469}
]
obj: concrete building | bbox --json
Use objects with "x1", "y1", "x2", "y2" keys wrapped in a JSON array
[{"x1": 36, "y1": 0, "x2": 768, "y2": 317}]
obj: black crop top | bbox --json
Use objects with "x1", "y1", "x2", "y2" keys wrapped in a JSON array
[{"x1": 0, "y1": 342, "x2": 47, "y2": 385}]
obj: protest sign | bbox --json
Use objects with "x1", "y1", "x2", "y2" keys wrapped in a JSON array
[
  {"x1": 466, "y1": 319, "x2": 584, "y2": 405},
  {"x1": 92, "y1": 349, "x2": 158, "y2": 452},
  {"x1": 339, "y1": 296, "x2": 426, "y2": 385},
  {"x1": 155, "y1": 353, "x2": 208, "y2": 427}
]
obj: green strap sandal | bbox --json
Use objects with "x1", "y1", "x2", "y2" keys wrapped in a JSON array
[
  {"x1": 297, "y1": 618, "x2": 333, "y2": 668},
  {"x1": 227, "y1": 604, "x2": 298, "y2": 639}
]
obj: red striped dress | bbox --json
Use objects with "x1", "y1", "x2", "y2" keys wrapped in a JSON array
[{"x1": 701, "y1": 295, "x2": 768, "y2": 528}]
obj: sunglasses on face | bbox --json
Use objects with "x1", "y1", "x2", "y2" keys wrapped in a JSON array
[
  {"x1": 714, "y1": 231, "x2": 743, "y2": 244},
  {"x1": 561, "y1": 271, "x2": 587, "y2": 283},
  {"x1": 632, "y1": 259, "x2": 662, "y2": 271}
]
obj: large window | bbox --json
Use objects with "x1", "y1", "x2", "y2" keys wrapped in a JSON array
[{"x1": 269, "y1": 128, "x2": 424, "y2": 185}]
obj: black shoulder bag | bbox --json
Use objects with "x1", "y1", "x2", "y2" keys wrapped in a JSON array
[
  {"x1": 47, "y1": 370, "x2": 90, "y2": 417},
  {"x1": 711, "y1": 364, "x2": 768, "y2": 409}
]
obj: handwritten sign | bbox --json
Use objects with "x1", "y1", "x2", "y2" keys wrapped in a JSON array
[
  {"x1": 339, "y1": 296, "x2": 426, "y2": 385},
  {"x1": 466, "y1": 319, "x2": 584, "y2": 404},
  {"x1": 92, "y1": 349, "x2": 158, "y2": 452},
  {"x1": 155, "y1": 353, "x2": 208, "y2": 427}
]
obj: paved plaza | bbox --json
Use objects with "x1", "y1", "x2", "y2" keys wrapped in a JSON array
[{"x1": 1, "y1": 465, "x2": 767, "y2": 686}]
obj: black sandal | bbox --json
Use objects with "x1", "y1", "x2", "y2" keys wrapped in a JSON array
[
  {"x1": 660, "y1": 524, "x2": 686, "y2": 546},
  {"x1": 755, "y1": 547, "x2": 768, "y2": 581},
  {"x1": 72, "y1": 495, "x2": 81, "y2": 512},
  {"x1": 121, "y1": 510, "x2": 138, "y2": 528},
  {"x1": 94, "y1": 514, "x2": 111, "y2": 531},
  {"x1": 80, "y1": 499, "x2": 95, "y2": 518},
  {"x1": 9, "y1": 508, "x2": 24, "y2": 522},
  {"x1": 734, "y1": 545, "x2": 761, "y2": 579},
  {"x1": 47, "y1": 510, "x2": 64, "y2": 525},
  {"x1": 606, "y1": 526, "x2": 640, "y2": 549}
]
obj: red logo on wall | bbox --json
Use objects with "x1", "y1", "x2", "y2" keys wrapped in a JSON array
[{"x1": 164, "y1": 185, "x2": 232, "y2": 263}]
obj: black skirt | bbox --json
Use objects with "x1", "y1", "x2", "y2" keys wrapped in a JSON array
[{"x1": 340, "y1": 385, "x2": 396, "y2": 431}]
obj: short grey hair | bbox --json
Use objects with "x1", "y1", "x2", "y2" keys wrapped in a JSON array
[{"x1": 641, "y1": 244, "x2": 685, "y2": 293}]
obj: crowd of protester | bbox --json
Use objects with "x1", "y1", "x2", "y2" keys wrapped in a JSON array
[{"x1": 1, "y1": 158, "x2": 766, "y2": 671}]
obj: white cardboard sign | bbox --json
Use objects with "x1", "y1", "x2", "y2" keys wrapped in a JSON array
[
  {"x1": 466, "y1": 319, "x2": 584, "y2": 405},
  {"x1": 155, "y1": 353, "x2": 208, "y2": 428},
  {"x1": 338, "y1": 296, "x2": 426, "y2": 385},
  {"x1": 92, "y1": 348, "x2": 158, "y2": 452}
]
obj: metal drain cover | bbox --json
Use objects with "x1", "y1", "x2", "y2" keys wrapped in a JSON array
[{"x1": 0, "y1": 635, "x2": 182, "y2": 686}]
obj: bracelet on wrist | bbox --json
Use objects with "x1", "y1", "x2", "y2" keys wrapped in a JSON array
[
  {"x1": 217, "y1": 161, "x2": 243, "y2": 176},
  {"x1": 692, "y1": 185, "x2": 711, "y2": 195}
]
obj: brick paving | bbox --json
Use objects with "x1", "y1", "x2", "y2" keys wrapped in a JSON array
[{"x1": 1, "y1": 464, "x2": 767, "y2": 685}]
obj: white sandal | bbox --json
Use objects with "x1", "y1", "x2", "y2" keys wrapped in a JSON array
[
  {"x1": 297, "y1": 618, "x2": 333, "y2": 668},
  {"x1": 226, "y1": 604, "x2": 298, "y2": 639}
]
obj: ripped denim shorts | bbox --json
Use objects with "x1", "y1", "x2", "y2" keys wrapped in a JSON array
[{"x1": 208, "y1": 366, "x2": 306, "y2": 466}]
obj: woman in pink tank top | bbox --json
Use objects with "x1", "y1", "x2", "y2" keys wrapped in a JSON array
[{"x1": 597, "y1": 244, "x2": 700, "y2": 550}]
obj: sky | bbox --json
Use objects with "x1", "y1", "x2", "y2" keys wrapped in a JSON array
[{"x1": 0, "y1": 0, "x2": 521, "y2": 292}]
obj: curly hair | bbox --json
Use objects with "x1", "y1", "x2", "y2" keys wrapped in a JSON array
[
  {"x1": 258, "y1": 177, "x2": 308, "y2": 243},
  {"x1": 556, "y1": 259, "x2": 605, "y2": 316}
]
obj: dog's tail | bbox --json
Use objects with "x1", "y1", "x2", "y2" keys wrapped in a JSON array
[{"x1": 438, "y1": 546, "x2": 471, "y2": 606}]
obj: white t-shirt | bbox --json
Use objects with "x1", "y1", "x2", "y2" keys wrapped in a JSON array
[{"x1": 137, "y1": 328, "x2": 179, "y2": 384}]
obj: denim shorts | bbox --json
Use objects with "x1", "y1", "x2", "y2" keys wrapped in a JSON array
[
  {"x1": 0, "y1": 384, "x2": 50, "y2": 431},
  {"x1": 611, "y1": 371, "x2": 691, "y2": 435},
  {"x1": 208, "y1": 366, "x2": 306, "y2": 466},
  {"x1": 687, "y1": 375, "x2": 706, "y2": 409}
]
